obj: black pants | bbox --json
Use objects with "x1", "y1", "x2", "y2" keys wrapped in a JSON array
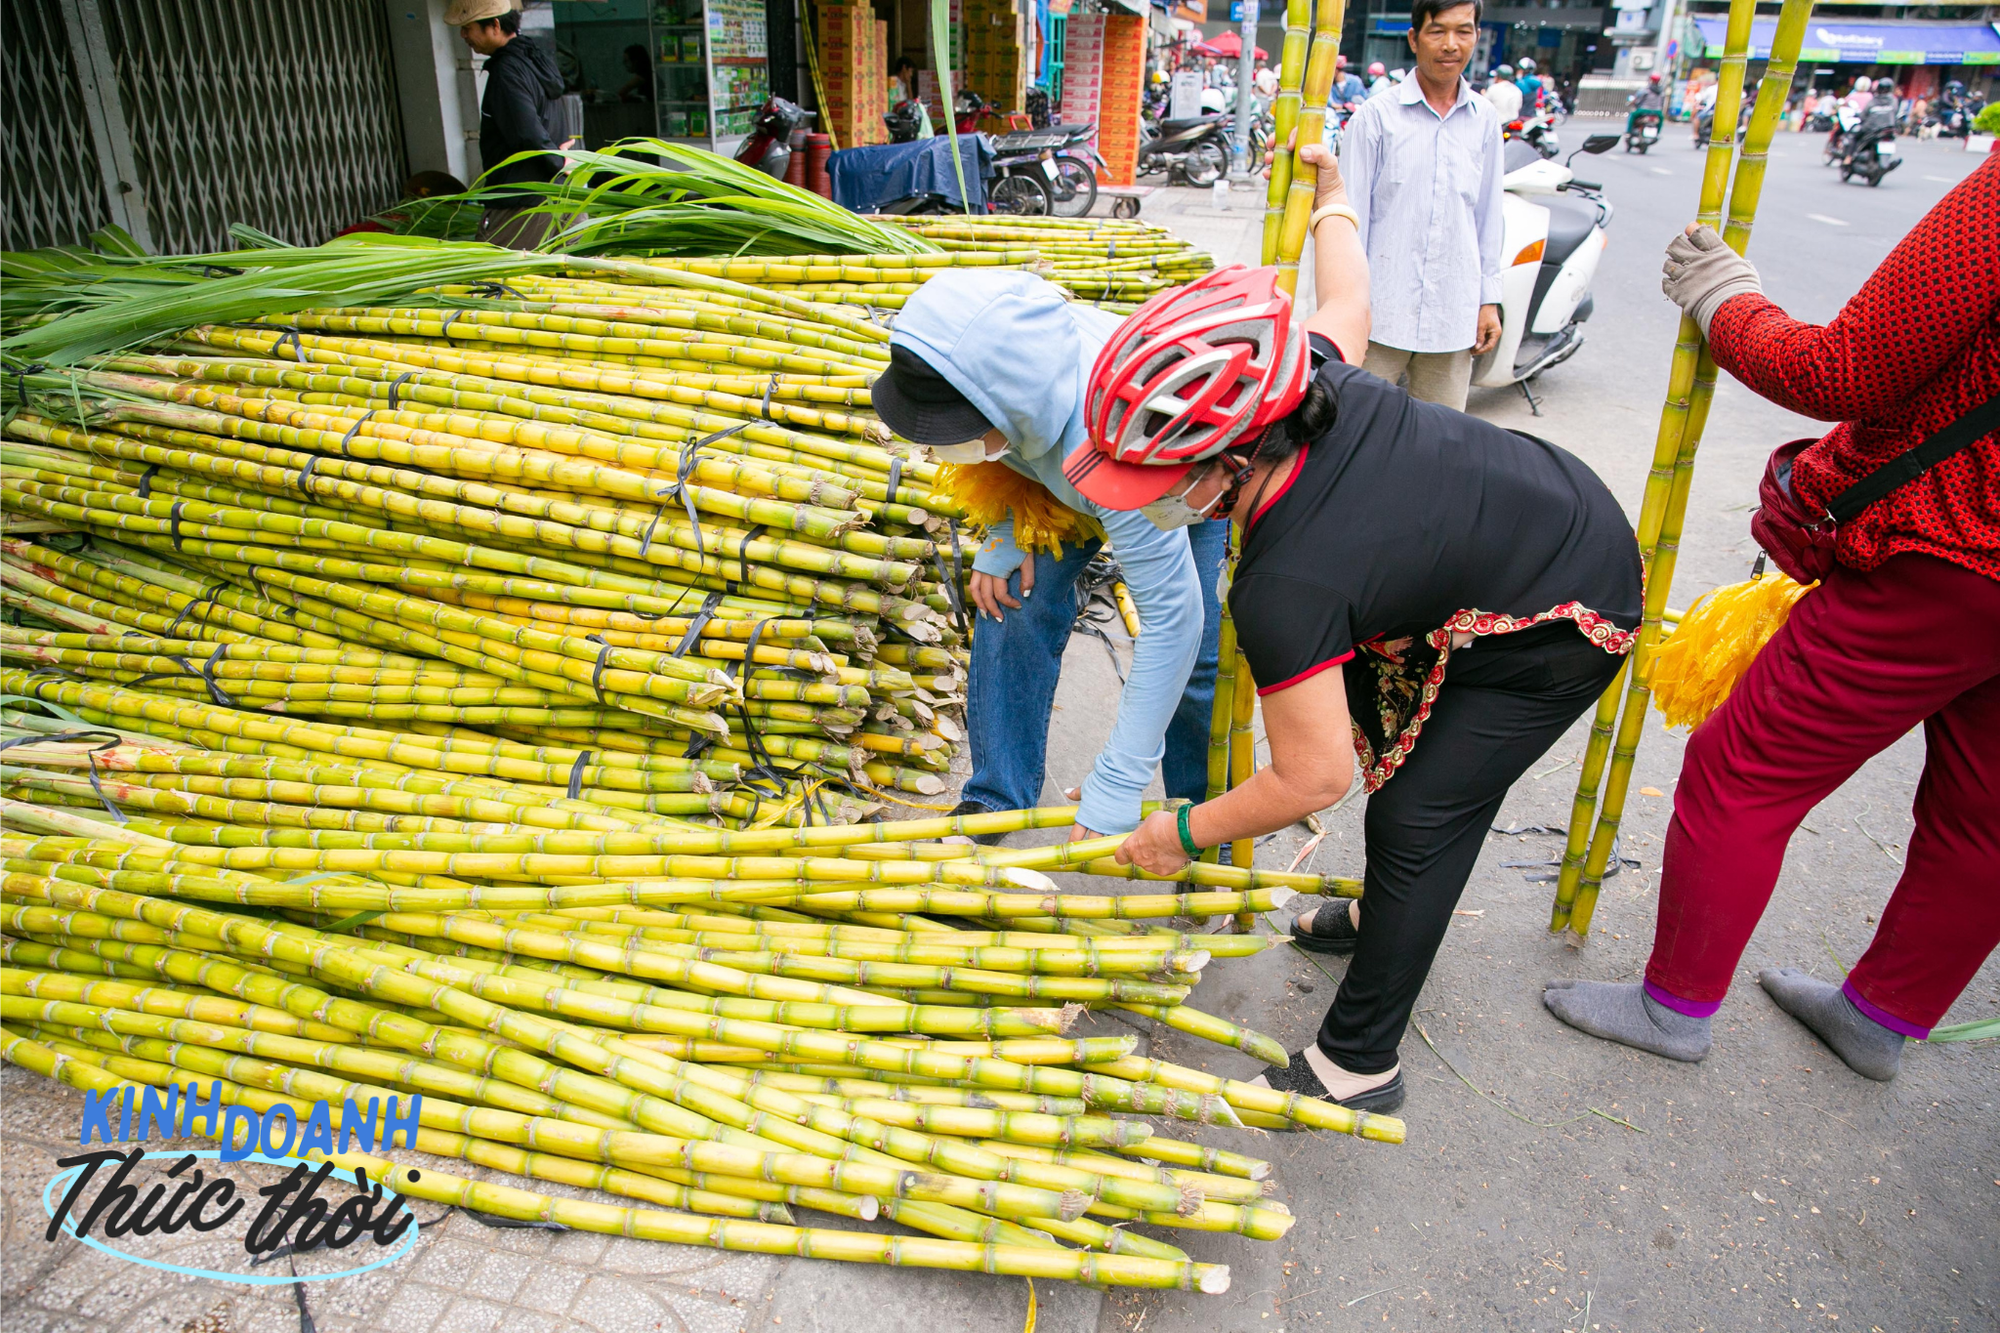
[{"x1": 1318, "y1": 623, "x2": 1626, "y2": 1073}]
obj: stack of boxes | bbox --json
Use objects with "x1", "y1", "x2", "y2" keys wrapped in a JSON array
[
  {"x1": 1095, "y1": 10, "x2": 1145, "y2": 185},
  {"x1": 1062, "y1": 14, "x2": 1103, "y2": 166},
  {"x1": 817, "y1": 5, "x2": 889, "y2": 146},
  {"x1": 961, "y1": 0, "x2": 1025, "y2": 114}
]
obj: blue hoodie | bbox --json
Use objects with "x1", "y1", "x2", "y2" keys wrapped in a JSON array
[{"x1": 893, "y1": 272, "x2": 1204, "y2": 834}]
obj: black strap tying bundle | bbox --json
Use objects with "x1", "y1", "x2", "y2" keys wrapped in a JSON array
[
  {"x1": 935, "y1": 518, "x2": 969, "y2": 637},
  {"x1": 730, "y1": 525, "x2": 765, "y2": 593},
  {"x1": 671, "y1": 590, "x2": 725, "y2": 658},
  {"x1": 336, "y1": 410, "x2": 375, "y2": 457},
  {"x1": 167, "y1": 500, "x2": 187, "y2": 550},
  {"x1": 385, "y1": 371, "x2": 416, "y2": 411},
  {"x1": 162, "y1": 584, "x2": 224, "y2": 638},
  {"x1": 135, "y1": 463, "x2": 161, "y2": 498},
  {"x1": 565, "y1": 749, "x2": 593, "y2": 800},
  {"x1": 0, "y1": 729, "x2": 134, "y2": 825},
  {"x1": 584, "y1": 634, "x2": 613, "y2": 705},
  {"x1": 758, "y1": 373, "x2": 779, "y2": 421},
  {"x1": 468, "y1": 281, "x2": 525, "y2": 300},
  {"x1": 130, "y1": 644, "x2": 237, "y2": 708},
  {"x1": 658, "y1": 421, "x2": 752, "y2": 559},
  {"x1": 438, "y1": 309, "x2": 466, "y2": 339},
  {"x1": 885, "y1": 456, "x2": 904, "y2": 505},
  {"x1": 272, "y1": 328, "x2": 305, "y2": 362},
  {"x1": 295, "y1": 455, "x2": 320, "y2": 499},
  {"x1": 10, "y1": 362, "x2": 47, "y2": 405}
]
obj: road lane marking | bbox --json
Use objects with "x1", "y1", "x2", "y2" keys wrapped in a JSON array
[
  {"x1": 1923, "y1": 175, "x2": 1956, "y2": 183},
  {"x1": 1651, "y1": 167, "x2": 1672, "y2": 175},
  {"x1": 1806, "y1": 213, "x2": 1850, "y2": 227}
]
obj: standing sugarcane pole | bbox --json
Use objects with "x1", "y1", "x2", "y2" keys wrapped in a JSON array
[
  {"x1": 1551, "y1": 0, "x2": 1812, "y2": 939},
  {"x1": 1271, "y1": 0, "x2": 1347, "y2": 296},
  {"x1": 1262, "y1": 0, "x2": 1314, "y2": 265}
]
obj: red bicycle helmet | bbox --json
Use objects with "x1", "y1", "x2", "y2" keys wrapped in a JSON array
[{"x1": 1064, "y1": 264, "x2": 1308, "y2": 510}]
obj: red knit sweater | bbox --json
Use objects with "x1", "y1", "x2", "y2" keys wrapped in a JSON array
[{"x1": 1707, "y1": 152, "x2": 2000, "y2": 583}]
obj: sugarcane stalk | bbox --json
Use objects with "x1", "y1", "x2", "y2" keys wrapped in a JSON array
[{"x1": 1554, "y1": 0, "x2": 1807, "y2": 940}]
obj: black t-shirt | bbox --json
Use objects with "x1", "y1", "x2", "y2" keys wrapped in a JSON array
[{"x1": 1230, "y1": 338, "x2": 1643, "y2": 698}]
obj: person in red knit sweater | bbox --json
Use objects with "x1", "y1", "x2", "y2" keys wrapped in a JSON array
[{"x1": 1546, "y1": 153, "x2": 1999, "y2": 1082}]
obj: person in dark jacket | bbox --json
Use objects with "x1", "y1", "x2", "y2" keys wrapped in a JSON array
[{"x1": 447, "y1": 0, "x2": 565, "y2": 248}]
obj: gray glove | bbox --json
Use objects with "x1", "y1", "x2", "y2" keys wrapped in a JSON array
[{"x1": 1661, "y1": 225, "x2": 1761, "y2": 337}]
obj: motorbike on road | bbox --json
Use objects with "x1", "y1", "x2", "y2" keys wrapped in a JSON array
[
  {"x1": 1838, "y1": 100, "x2": 1902, "y2": 186},
  {"x1": 1623, "y1": 108, "x2": 1662, "y2": 153},
  {"x1": 1470, "y1": 133, "x2": 1619, "y2": 414}
]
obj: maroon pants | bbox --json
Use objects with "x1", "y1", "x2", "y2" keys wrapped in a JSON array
[{"x1": 1644, "y1": 553, "x2": 2000, "y2": 1036}]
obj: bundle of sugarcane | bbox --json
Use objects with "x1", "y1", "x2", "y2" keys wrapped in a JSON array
[
  {"x1": 0, "y1": 708, "x2": 1396, "y2": 1292},
  {"x1": 1548, "y1": 0, "x2": 1811, "y2": 941},
  {"x1": 867, "y1": 215, "x2": 1216, "y2": 308},
  {"x1": 3, "y1": 240, "x2": 1007, "y2": 816}
]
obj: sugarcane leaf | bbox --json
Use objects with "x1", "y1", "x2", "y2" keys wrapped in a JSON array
[{"x1": 1924, "y1": 1015, "x2": 1999, "y2": 1043}]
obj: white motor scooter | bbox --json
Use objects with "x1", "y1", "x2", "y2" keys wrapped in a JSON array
[{"x1": 1470, "y1": 132, "x2": 1619, "y2": 413}]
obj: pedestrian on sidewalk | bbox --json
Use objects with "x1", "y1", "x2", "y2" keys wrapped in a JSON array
[
  {"x1": 1064, "y1": 143, "x2": 1641, "y2": 1114},
  {"x1": 1338, "y1": 0, "x2": 1505, "y2": 410},
  {"x1": 1544, "y1": 154, "x2": 2000, "y2": 1083},
  {"x1": 450, "y1": 0, "x2": 565, "y2": 250},
  {"x1": 868, "y1": 272, "x2": 1227, "y2": 845}
]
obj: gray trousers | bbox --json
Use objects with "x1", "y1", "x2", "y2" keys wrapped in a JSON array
[{"x1": 1361, "y1": 342, "x2": 1474, "y2": 412}]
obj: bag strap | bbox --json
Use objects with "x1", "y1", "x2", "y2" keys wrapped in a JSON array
[{"x1": 1827, "y1": 391, "x2": 2000, "y2": 524}]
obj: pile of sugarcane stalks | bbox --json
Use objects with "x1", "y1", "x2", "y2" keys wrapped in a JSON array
[
  {"x1": 0, "y1": 704, "x2": 1393, "y2": 1291},
  {"x1": 0, "y1": 263, "x2": 987, "y2": 818},
  {"x1": 855, "y1": 216, "x2": 1216, "y2": 308},
  {"x1": 576, "y1": 221, "x2": 1212, "y2": 316},
  {"x1": 1548, "y1": 0, "x2": 1811, "y2": 942}
]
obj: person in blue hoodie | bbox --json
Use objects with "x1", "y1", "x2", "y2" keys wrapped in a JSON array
[{"x1": 870, "y1": 272, "x2": 1226, "y2": 840}]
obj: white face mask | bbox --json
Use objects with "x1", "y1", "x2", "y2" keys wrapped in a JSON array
[
  {"x1": 929, "y1": 439, "x2": 1008, "y2": 465},
  {"x1": 1140, "y1": 467, "x2": 1227, "y2": 531},
  {"x1": 1141, "y1": 493, "x2": 1204, "y2": 531}
]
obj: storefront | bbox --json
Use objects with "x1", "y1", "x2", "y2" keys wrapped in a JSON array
[{"x1": 1687, "y1": 15, "x2": 2000, "y2": 98}]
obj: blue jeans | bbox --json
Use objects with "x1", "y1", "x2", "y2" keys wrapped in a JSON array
[{"x1": 961, "y1": 520, "x2": 1227, "y2": 814}]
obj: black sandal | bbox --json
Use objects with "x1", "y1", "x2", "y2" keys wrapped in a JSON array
[
  {"x1": 946, "y1": 800, "x2": 1007, "y2": 846},
  {"x1": 1291, "y1": 898, "x2": 1361, "y2": 955},
  {"x1": 1257, "y1": 1052, "x2": 1407, "y2": 1116}
]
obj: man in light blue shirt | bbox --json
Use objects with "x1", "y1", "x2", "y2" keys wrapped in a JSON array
[
  {"x1": 870, "y1": 272, "x2": 1225, "y2": 841},
  {"x1": 1338, "y1": 0, "x2": 1505, "y2": 411}
]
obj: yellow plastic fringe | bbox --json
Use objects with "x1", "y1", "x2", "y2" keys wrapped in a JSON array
[
  {"x1": 934, "y1": 460, "x2": 1102, "y2": 556},
  {"x1": 1651, "y1": 572, "x2": 1815, "y2": 728}
]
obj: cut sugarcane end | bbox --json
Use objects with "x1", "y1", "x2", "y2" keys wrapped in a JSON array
[
  {"x1": 1268, "y1": 886, "x2": 1297, "y2": 910},
  {"x1": 1002, "y1": 868, "x2": 1057, "y2": 891}
]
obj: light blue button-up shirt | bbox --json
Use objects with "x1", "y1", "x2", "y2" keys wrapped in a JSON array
[{"x1": 1339, "y1": 71, "x2": 1505, "y2": 355}]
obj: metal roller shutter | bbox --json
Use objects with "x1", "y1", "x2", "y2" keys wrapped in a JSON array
[{"x1": 2, "y1": 0, "x2": 409, "y2": 254}]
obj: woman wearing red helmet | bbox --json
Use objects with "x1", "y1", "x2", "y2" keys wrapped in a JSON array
[{"x1": 1063, "y1": 143, "x2": 1643, "y2": 1113}]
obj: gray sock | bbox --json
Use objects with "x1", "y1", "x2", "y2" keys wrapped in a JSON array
[
  {"x1": 1758, "y1": 968, "x2": 1904, "y2": 1082},
  {"x1": 1542, "y1": 979, "x2": 1713, "y2": 1062}
]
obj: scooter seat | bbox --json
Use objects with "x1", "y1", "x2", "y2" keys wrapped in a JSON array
[
  {"x1": 1540, "y1": 194, "x2": 1599, "y2": 266},
  {"x1": 1156, "y1": 116, "x2": 1220, "y2": 134}
]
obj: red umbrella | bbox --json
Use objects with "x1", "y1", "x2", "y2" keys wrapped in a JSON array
[{"x1": 1191, "y1": 32, "x2": 1267, "y2": 60}]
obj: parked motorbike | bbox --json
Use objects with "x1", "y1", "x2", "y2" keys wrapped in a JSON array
[
  {"x1": 884, "y1": 101, "x2": 924, "y2": 144},
  {"x1": 1470, "y1": 133, "x2": 1619, "y2": 413},
  {"x1": 733, "y1": 98, "x2": 812, "y2": 178},
  {"x1": 1502, "y1": 114, "x2": 1562, "y2": 159},
  {"x1": 1623, "y1": 108, "x2": 1662, "y2": 153},
  {"x1": 1136, "y1": 112, "x2": 1231, "y2": 186},
  {"x1": 1001, "y1": 122, "x2": 1107, "y2": 217},
  {"x1": 1839, "y1": 101, "x2": 1902, "y2": 186}
]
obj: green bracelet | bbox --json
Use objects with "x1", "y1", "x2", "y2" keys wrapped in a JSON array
[{"x1": 1176, "y1": 802, "x2": 1203, "y2": 858}]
